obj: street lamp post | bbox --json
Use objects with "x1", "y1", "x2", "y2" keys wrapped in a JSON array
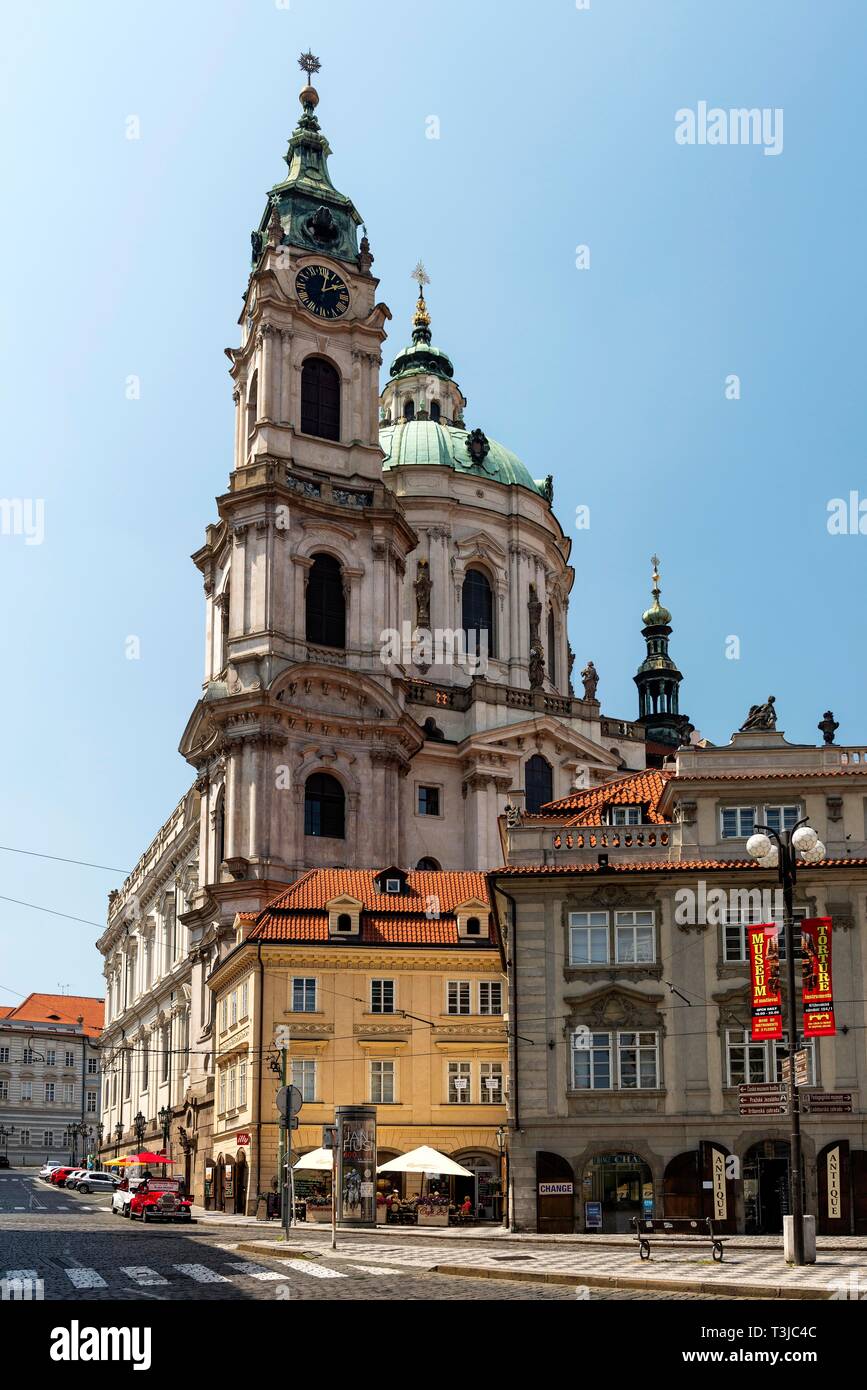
[
  {"x1": 133, "y1": 1110, "x2": 146, "y2": 1149},
  {"x1": 747, "y1": 818, "x2": 826, "y2": 1268},
  {"x1": 158, "y1": 1106, "x2": 171, "y2": 1176},
  {"x1": 95, "y1": 1121, "x2": 104, "y2": 1166},
  {"x1": 114, "y1": 1122, "x2": 124, "y2": 1157},
  {"x1": 495, "y1": 1125, "x2": 509, "y2": 1230}
]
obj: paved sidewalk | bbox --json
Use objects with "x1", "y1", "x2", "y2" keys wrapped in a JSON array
[{"x1": 236, "y1": 1227, "x2": 867, "y2": 1300}]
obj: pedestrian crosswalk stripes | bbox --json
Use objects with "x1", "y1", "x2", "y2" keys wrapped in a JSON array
[
  {"x1": 172, "y1": 1263, "x2": 231, "y2": 1284},
  {"x1": 65, "y1": 1268, "x2": 107, "y2": 1289},
  {"x1": 120, "y1": 1266, "x2": 169, "y2": 1286},
  {"x1": 227, "y1": 1262, "x2": 286, "y2": 1282},
  {"x1": 283, "y1": 1261, "x2": 346, "y2": 1280}
]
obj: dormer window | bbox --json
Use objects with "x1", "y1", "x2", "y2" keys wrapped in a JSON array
[
  {"x1": 374, "y1": 867, "x2": 408, "y2": 896},
  {"x1": 609, "y1": 806, "x2": 642, "y2": 826},
  {"x1": 337, "y1": 913, "x2": 353, "y2": 932},
  {"x1": 465, "y1": 917, "x2": 481, "y2": 936},
  {"x1": 385, "y1": 879, "x2": 401, "y2": 895},
  {"x1": 455, "y1": 897, "x2": 490, "y2": 941},
  {"x1": 326, "y1": 894, "x2": 362, "y2": 937}
]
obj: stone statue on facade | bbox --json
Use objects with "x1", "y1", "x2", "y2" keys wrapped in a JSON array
[
  {"x1": 528, "y1": 584, "x2": 545, "y2": 690},
  {"x1": 739, "y1": 695, "x2": 777, "y2": 731},
  {"x1": 818, "y1": 710, "x2": 839, "y2": 745},
  {"x1": 414, "y1": 559, "x2": 432, "y2": 629},
  {"x1": 581, "y1": 659, "x2": 599, "y2": 701},
  {"x1": 567, "y1": 643, "x2": 575, "y2": 697}
]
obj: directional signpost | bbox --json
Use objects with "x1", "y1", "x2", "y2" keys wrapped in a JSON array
[
  {"x1": 738, "y1": 1082, "x2": 788, "y2": 1117},
  {"x1": 802, "y1": 1092, "x2": 852, "y2": 1115}
]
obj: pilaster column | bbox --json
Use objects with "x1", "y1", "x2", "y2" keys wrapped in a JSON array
[{"x1": 279, "y1": 331, "x2": 293, "y2": 423}]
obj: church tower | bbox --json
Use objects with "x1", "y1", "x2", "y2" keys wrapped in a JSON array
[
  {"x1": 180, "y1": 57, "x2": 422, "y2": 934},
  {"x1": 633, "y1": 555, "x2": 691, "y2": 762}
]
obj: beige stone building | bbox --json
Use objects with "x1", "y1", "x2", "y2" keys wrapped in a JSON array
[
  {"x1": 492, "y1": 714, "x2": 867, "y2": 1235},
  {"x1": 206, "y1": 868, "x2": 506, "y2": 1217}
]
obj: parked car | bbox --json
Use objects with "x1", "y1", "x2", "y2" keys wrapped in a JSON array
[
  {"x1": 0, "y1": 1155, "x2": 10, "y2": 1168},
  {"x1": 111, "y1": 1176, "x2": 145, "y2": 1216},
  {"x1": 74, "y1": 1172, "x2": 118, "y2": 1195},
  {"x1": 64, "y1": 1169, "x2": 90, "y2": 1188},
  {"x1": 129, "y1": 1178, "x2": 193, "y2": 1224},
  {"x1": 38, "y1": 1162, "x2": 63, "y2": 1180},
  {"x1": 48, "y1": 1167, "x2": 76, "y2": 1185}
]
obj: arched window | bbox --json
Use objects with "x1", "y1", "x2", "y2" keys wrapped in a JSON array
[
  {"x1": 466, "y1": 916, "x2": 481, "y2": 936},
  {"x1": 337, "y1": 913, "x2": 353, "y2": 932},
  {"x1": 403, "y1": 399, "x2": 415, "y2": 421},
  {"x1": 547, "y1": 608, "x2": 556, "y2": 685},
  {"x1": 525, "y1": 754, "x2": 553, "y2": 813},
  {"x1": 300, "y1": 356, "x2": 340, "y2": 440},
  {"x1": 416, "y1": 856, "x2": 440, "y2": 871},
  {"x1": 306, "y1": 553, "x2": 346, "y2": 648},
  {"x1": 246, "y1": 372, "x2": 258, "y2": 441},
  {"x1": 429, "y1": 401, "x2": 441, "y2": 422},
  {"x1": 304, "y1": 773, "x2": 345, "y2": 839},
  {"x1": 462, "y1": 568, "x2": 495, "y2": 658}
]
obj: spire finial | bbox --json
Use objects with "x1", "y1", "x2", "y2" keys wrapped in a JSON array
[
  {"x1": 297, "y1": 51, "x2": 321, "y2": 110},
  {"x1": 411, "y1": 261, "x2": 432, "y2": 342}
]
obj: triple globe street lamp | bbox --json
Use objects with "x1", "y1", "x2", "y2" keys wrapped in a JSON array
[{"x1": 746, "y1": 819, "x2": 826, "y2": 1268}]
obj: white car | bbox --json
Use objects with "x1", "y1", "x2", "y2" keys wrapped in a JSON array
[
  {"x1": 75, "y1": 1172, "x2": 118, "y2": 1195},
  {"x1": 38, "y1": 1163, "x2": 63, "y2": 1180},
  {"x1": 111, "y1": 1177, "x2": 144, "y2": 1216},
  {"x1": 64, "y1": 1169, "x2": 90, "y2": 1188}
]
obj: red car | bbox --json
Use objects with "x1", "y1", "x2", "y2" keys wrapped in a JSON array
[
  {"x1": 129, "y1": 1178, "x2": 193, "y2": 1224},
  {"x1": 48, "y1": 1166, "x2": 76, "y2": 1185}
]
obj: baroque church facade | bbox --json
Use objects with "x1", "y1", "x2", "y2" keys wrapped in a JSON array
[{"x1": 97, "y1": 69, "x2": 683, "y2": 1199}]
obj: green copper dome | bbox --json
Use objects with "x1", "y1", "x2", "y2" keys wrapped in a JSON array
[{"x1": 379, "y1": 420, "x2": 545, "y2": 496}]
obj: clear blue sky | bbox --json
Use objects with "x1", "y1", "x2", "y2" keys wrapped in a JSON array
[{"x1": 2, "y1": 0, "x2": 865, "y2": 999}]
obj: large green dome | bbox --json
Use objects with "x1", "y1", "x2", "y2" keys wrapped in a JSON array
[{"x1": 379, "y1": 420, "x2": 545, "y2": 496}]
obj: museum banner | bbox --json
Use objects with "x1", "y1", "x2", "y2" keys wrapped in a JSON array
[
  {"x1": 748, "y1": 923, "x2": 783, "y2": 1040},
  {"x1": 801, "y1": 916, "x2": 835, "y2": 1037}
]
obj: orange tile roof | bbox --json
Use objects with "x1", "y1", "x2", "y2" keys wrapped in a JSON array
[
  {"x1": 674, "y1": 768, "x2": 867, "y2": 782},
  {"x1": 0, "y1": 1007, "x2": 12, "y2": 1019},
  {"x1": 536, "y1": 769, "x2": 672, "y2": 824},
  {"x1": 0, "y1": 993, "x2": 104, "y2": 1037},
  {"x1": 250, "y1": 869, "x2": 494, "y2": 947},
  {"x1": 492, "y1": 858, "x2": 867, "y2": 877}
]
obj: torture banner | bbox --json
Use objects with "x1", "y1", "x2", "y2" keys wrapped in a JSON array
[
  {"x1": 748, "y1": 923, "x2": 783, "y2": 1040},
  {"x1": 801, "y1": 916, "x2": 835, "y2": 1037}
]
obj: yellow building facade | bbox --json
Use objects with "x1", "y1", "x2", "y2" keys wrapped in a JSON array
[{"x1": 206, "y1": 867, "x2": 507, "y2": 1218}]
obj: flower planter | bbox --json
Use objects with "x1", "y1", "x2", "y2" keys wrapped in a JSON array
[
  {"x1": 418, "y1": 1211, "x2": 449, "y2": 1226},
  {"x1": 306, "y1": 1206, "x2": 333, "y2": 1222}
]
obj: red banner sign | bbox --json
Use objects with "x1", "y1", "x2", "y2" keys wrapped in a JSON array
[
  {"x1": 801, "y1": 917, "x2": 835, "y2": 1037},
  {"x1": 748, "y1": 924, "x2": 783, "y2": 1040}
]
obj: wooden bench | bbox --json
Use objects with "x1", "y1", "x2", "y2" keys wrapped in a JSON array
[{"x1": 632, "y1": 1216, "x2": 725, "y2": 1262}]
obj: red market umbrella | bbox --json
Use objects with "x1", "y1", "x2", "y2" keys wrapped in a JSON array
[{"x1": 128, "y1": 1151, "x2": 174, "y2": 1165}]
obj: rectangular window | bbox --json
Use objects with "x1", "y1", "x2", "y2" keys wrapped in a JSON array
[
  {"x1": 43, "y1": 1130, "x2": 54, "y2": 1147},
  {"x1": 239, "y1": 1061, "x2": 247, "y2": 1107},
  {"x1": 45, "y1": 1049, "x2": 56, "y2": 1067},
  {"x1": 64, "y1": 1050, "x2": 75, "y2": 1068},
  {"x1": 615, "y1": 910, "x2": 655, "y2": 964},
  {"x1": 764, "y1": 805, "x2": 801, "y2": 834},
  {"x1": 447, "y1": 981, "x2": 471, "y2": 1015},
  {"x1": 22, "y1": 1047, "x2": 34, "y2": 1065},
  {"x1": 726, "y1": 1029, "x2": 770, "y2": 1086},
  {"x1": 21, "y1": 1081, "x2": 32, "y2": 1102},
  {"x1": 571, "y1": 1031, "x2": 612, "y2": 1090},
  {"x1": 142, "y1": 1044, "x2": 149, "y2": 1091},
  {"x1": 228, "y1": 1066, "x2": 237, "y2": 1111},
  {"x1": 220, "y1": 997, "x2": 228, "y2": 1032},
  {"x1": 0, "y1": 1046, "x2": 8, "y2": 1063},
  {"x1": 617, "y1": 1031, "x2": 659, "y2": 1089},
  {"x1": 479, "y1": 1062, "x2": 503, "y2": 1104},
  {"x1": 610, "y1": 805, "x2": 642, "y2": 825},
  {"x1": 63, "y1": 1084, "x2": 74, "y2": 1104},
  {"x1": 19, "y1": 1128, "x2": 30, "y2": 1146},
  {"x1": 370, "y1": 1060, "x2": 395, "y2": 1104},
  {"x1": 291, "y1": 1059, "x2": 316, "y2": 1103},
  {"x1": 722, "y1": 908, "x2": 805, "y2": 963},
  {"x1": 230, "y1": 991, "x2": 238, "y2": 1027},
  {"x1": 0, "y1": 1080, "x2": 8, "y2": 1102},
  {"x1": 292, "y1": 978, "x2": 317, "y2": 1013},
  {"x1": 370, "y1": 979, "x2": 395, "y2": 1014},
  {"x1": 87, "y1": 1057, "x2": 98, "y2": 1075},
  {"x1": 162, "y1": 1027, "x2": 170, "y2": 1083},
  {"x1": 219, "y1": 1069, "x2": 226, "y2": 1114},
  {"x1": 44, "y1": 1083, "x2": 55, "y2": 1103},
  {"x1": 447, "y1": 1060, "x2": 472, "y2": 1104},
  {"x1": 86, "y1": 1091, "x2": 97, "y2": 1114},
  {"x1": 569, "y1": 911, "x2": 609, "y2": 965},
  {"x1": 240, "y1": 981, "x2": 249, "y2": 1019},
  {"x1": 417, "y1": 785, "x2": 440, "y2": 816},
  {"x1": 720, "y1": 806, "x2": 755, "y2": 839},
  {"x1": 478, "y1": 981, "x2": 503, "y2": 1015}
]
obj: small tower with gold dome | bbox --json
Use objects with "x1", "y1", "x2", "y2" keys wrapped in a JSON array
[{"x1": 634, "y1": 555, "x2": 691, "y2": 760}]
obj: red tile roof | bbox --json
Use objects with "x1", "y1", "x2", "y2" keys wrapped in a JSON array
[
  {"x1": 536, "y1": 769, "x2": 673, "y2": 825},
  {"x1": 0, "y1": 993, "x2": 104, "y2": 1037},
  {"x1": 491, "y1": 858, "x2": 867, "y2": 877},
  {"x1": 250, "y1": 869, "x2": 494, "y2": 947},
  {"x1": 0, "y1": 1007, "x2": 12, "y2": 1019},
  {"x1": 673, "y1": 768, "x2": 867, "y2": 782}
]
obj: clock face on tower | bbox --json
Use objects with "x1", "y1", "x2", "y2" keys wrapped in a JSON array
[{"x1": 295, "y1": 264, "x2": 351, "y2": 319}]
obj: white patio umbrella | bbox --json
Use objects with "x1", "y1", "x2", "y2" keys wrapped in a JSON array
[
  {"x1": 292, "y1": 1147, "x2": 335, "y2": 1172},
  {"x1": 376, "y1": 1145, "x2": 473, "y2": 1178}
]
